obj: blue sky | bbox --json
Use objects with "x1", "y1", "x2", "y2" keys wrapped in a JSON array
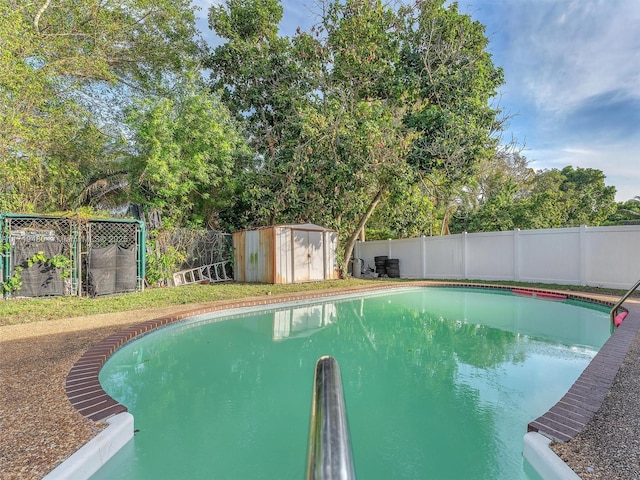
[{"x1": 194, "y1": 0, "x2": 639, "y2": 202}]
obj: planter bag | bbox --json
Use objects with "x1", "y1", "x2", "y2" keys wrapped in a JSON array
[
  {"x1": 11, "y1": 241, "x2": 65, "y2": 297},
  {"x1": 88, "y1": 244, "x2": 117, "y2": 296},
  {"x1": 115, "y1": 245, "x2": 137, "y2": 292}
]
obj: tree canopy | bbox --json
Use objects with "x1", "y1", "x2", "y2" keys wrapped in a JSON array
[
  {"x1": 206, "y1": 0, "x2": 505, "y2": 264},
  {"x1": 124, "y1": 81, "x2": 251, "y2": 228},
  {"x1": 1, "y1": 0, "x2": 627, "y2": 270},
  {"x1": 1, "y1": 0, "x2": 202, "y2": 212},
  {"x1": 450, "y1": 164, "x2": 618, "y2": 233}
]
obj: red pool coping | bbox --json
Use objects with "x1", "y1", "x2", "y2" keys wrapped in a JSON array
[
  {"x1": 66, "y1": 282, "x2": 638, "y2": 445},
  {"x1": 512, "y1": 288, "x2": 568, "y2": 299}
]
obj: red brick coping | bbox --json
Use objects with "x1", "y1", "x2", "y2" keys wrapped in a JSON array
[
  {"x1": 66, "y1": 282, "x2": 637, "y2": 444},
  {"x1": 528, "y1": 299, "x2": 639, "y2": 442}
]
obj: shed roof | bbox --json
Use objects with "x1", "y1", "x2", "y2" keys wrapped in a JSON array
[{"x1": 234, "y1": 223, "x2": 336, "y2": 233}]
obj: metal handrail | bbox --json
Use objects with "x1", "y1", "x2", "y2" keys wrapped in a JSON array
[
  {"x1": 610, "y1": 278, "x2": 640, "y2": 325},
  {"x1": 306, "y1": 356, "x2": 356, "y2": 480}
]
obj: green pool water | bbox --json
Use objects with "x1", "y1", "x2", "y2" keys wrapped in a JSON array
[{"x1": 93, "y1": 287, "x2": 610, "y2": 480}]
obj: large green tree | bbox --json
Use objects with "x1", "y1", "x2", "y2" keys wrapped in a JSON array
[
  {"x1": 294, "y1": 0, "x2": 417, "y2": 264},
  {"x1": 0, "y1": 0, "x2": 201, "y2": 213},
  {"x1": 207, "y1": 0, "x2": 504, "y2": 265},
  {"x1": 605, "y1": 196, "x2": 640, "y2": 225},
  {"x1": 450, "y1": 165, "x2": 617, "y2": 232},
  {"x1": 553, "y1": 166, "x2": 617, "y2": 226},
  {"x1": 206, "y1": 0, "x2": 322, "y2": 226},
  {"x1": 398, "y1": 0, "x2": 505, "y2": 234},
  {"x1": 125, "y1": 81, "x2": 251, "y2": 228}
]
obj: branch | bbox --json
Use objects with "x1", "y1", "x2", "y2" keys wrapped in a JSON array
[
  {"x1": 33, "y1": 0, "x2": 52, "y2": 34},
  {"x1": 342, "y1": 185, "x2": 387, "y2": 266},
  {"x1": 41, "y1": 33, "x2": 94, "y2": 38},
  {"x1": 620, "y1": 209, "x2": 640, "y2": 217}
]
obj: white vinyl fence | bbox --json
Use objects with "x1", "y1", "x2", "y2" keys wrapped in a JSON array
[{"x1": 354, "y1": 225, "x2": 640, "y2": 290}]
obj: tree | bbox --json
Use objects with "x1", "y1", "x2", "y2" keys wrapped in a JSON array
[
  {"x1": 0, "y1": 0, "x2": 201, "y2": 213},
  {"x1": 206, "y1": 0, "x2": 323, "y2": 227},
  {"x1": 399, "y1": 0, "x2": 505, "y2": 233},
  {"x1": 124, "y1": 80, "x2": 251, "y2": 228},
  {"x1": 207, "y1": 0, "x2": 504, "y2": 266},
  {"x1": 451, "y1": 165, "x2": 617, "y2": 232},
  {"x1": 366, "y1": 183, "x2": 439, "y2": 239},
  {"x1": 450, "y1": 149, "x2": 534, "y2": 232},
  {"x1": 295, "y1": 0, "x2": 418, "y2": 265},
  {"x1": 294, "y1": 97, "x2": 418, "y2": 264},
  {"x1": 555, "y1": 166, "x2": 617, "y2": 226},
  {"x1": 605, "y1": 196, "x2": 640, "y2": 225}
]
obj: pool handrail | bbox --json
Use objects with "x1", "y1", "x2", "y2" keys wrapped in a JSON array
[
  {"x1": 610, "y1": 278, "x2": 640, "y2": 326},
  {"x1": 306, "y1": 356, "x2": 356, "y2": 480}
]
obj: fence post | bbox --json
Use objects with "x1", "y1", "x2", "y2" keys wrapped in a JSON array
[
  {"x1": 514, "y1": 229, "x2": 520, "y2": 282},
  {"x1": 0, "y1": 215, "x2": 6, "y2": 297},
  {"x1": 462, "y1": 232, "x2": 468, "y2": 280},
  {"x1": 421, "y1": 236, "x2": 427, "y2": 279},
  {"x1": 579, "y1": 225, "x2": 587, "y2": 286},
  {"x1": 73, "y1": 223, "x2": 80, "y2": 296}
]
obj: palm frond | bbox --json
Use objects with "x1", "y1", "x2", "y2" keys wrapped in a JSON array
[{"x1": 76, "y1": 170, "x2": 129, "y2": 207}]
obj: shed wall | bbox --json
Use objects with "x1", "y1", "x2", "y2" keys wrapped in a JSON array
[
  {"x1": 233, "y1": 225, "x2": 338, "y2": 284},
  {"x1": 274, "y1": 228, "x2": 293, "y2": 284}
]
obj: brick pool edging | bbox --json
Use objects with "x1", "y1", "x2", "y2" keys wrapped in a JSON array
[
  {"x1": 527, "y1": 299, "x2": 640, "y2": 442},
  {"x1": 65, "y1": 281, "x2": 636, "y2": 446}
]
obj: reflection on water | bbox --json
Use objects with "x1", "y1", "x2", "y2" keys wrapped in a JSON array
[
  {"x1": 272, "y1": 303, "x2": 337, "y2": 340},
  {"x1": 94, "y1": 288, "x2": 609, "y2": 480}
]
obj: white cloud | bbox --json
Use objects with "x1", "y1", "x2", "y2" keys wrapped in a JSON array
[
  {"x1": 504, "y1": 0, "x2": 640, "y2": 115},
  {"x1": 471, "y1": 0, "x2": 640, "y2": 202}
]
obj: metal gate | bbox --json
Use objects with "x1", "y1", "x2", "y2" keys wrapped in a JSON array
[
  {"x1": 1, "y1": 214, "x2": 145, "y2": 298},
  {"x1": 0, "y1": 215, "x2": 79, "y2": 297},
  {"x1": 85, "y1": 219, "x2": 146, "y2": 296}
]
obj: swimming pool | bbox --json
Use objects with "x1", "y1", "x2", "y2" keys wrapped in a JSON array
[{"x1": 91, "y1": 287, "x2": 610, "y2": 479}]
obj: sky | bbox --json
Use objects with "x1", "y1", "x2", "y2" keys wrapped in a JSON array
[{"x1": 193, "y1": 0, "x2": 639, "y2": 202}]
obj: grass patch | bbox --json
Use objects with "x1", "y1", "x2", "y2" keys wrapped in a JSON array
[
  {"x1": 1, "y1": 278, "x2": 631, "y2": 327},
  {"x1": 0, "y1": 279, "x2": 390, "y2": 326}
]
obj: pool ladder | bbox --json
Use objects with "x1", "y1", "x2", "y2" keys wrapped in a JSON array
[
  {"x1": 610, "y1": 278, "x2": 640, "y2": 326},
  {"x1": 306, "y1": 356, "x2": 356, "y2": 480}
]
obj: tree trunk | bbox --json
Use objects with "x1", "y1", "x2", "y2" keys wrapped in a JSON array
[{"x1": 342, "y1": 186, "x2": 386, "y2": 267}]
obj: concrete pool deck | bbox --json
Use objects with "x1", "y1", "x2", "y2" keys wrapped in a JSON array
[{"x1": 0, "y1": 282, "x2": 640, "y2": 479}]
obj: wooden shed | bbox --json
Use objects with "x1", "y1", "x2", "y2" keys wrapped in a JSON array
[{"x1": 232, "y1": 224, "x2": 339, "y2": 284}]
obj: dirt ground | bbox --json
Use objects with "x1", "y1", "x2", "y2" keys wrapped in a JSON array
[{"x1": 0, "y1": 305, "x2": 210, "y2": 480}]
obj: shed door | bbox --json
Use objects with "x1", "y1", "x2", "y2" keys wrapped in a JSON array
[{"x1": 293, "y1": 230, "x2": 325, "y2": 282}]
